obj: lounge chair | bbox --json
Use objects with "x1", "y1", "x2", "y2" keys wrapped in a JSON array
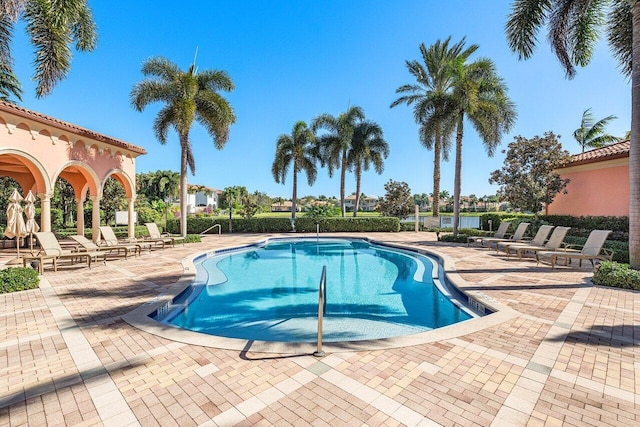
[
  {"x1": 467, "y1": 222, "x2": 511, "y2": 246},
  {"x1": 536, "y1": 229, "x2": 613, "y2": 268},
  {"x1": 496, "y1": 225, "x2": 554, "y2": 256},
  {"x1": 481, "y1": 222, "x2": 530, "y2": 249},
  {"x1": 69, "y1": 234, "x2": 134, "y2": 259},
  {"x1": 22, "y1": 231, "x2": 106, "y2": 274},
  {"x1": 507, "y1": 226, "x2": 571, "y2": 261},
  {"x1": 145, "y1": 223, "x2": 185, "y2": 247},
  {"x1": 98, "y1": 226, "x2": 146, "y2": 255}
]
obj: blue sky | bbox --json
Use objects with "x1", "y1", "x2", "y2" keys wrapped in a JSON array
[{"x1": 10, "y1": 1, "x2": 631, "y2": 199}]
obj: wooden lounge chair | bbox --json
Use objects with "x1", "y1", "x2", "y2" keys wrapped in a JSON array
[
  {"x1": 481, "y1": 222, "x2": 530, "y2": 249},
  {"x1": 22, "y1": 231, "x2": 106, "y2": 274},
  {"x1": 467, "y1": 222, "x2": 511, "y2": 246},
  {"x1": 507, "y1": 226, "x2": 571, "y2": 261},
  {"x1": 536, "y1": 229, "x2": 613, "y2": 268},
  {"x1": 145, "y1": 223, "x2": 185, "y2": 247},
  {"x1": 69, "y1": 234, "x2": 134, "y2": 259},
  {"x1": 496, "y1": 225, "x2": 554, "y2": 256},
  {"x1": 98, "y1": 226, "x2": 146, "y2": 255}
]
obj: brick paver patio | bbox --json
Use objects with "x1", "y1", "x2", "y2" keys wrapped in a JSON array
[{"x1": 0, "y1": 232, "x2": 638, "y2": 426}]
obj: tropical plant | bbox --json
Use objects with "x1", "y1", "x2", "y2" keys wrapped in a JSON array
[
  {"x1": 505, "y1": 0, "x2": 639, "y2": 269},
  {"x1": 131, "y1": 56, "x2": 236, "y2": 236},
  {"x1": 573, "y1": 108, "x2": 621, "y2": 152},
  {"x1": 0, "y1": 0, "x2": 97, "y2": 99},
  {"x1": 447, "y1": 41, "x2": 517, "y2": 237},
  {"x1": 312, "y1": 105, "x2": 365, "y2": 217},
  {"x1": 489, "y1": 132, "x2": 571, "y2": 216},
  {"x1": 271, "y1": 121, "x2": 318, "y2": 226},
  {"x1": 377, "y1": 179, "x2": 414, "y2": 218},
  {"x1": 391, "y1": 38, "x2": 474, "y2": 217},
  {"x1": 347, "y1": 120, "x2": 389, "y2": 216}
]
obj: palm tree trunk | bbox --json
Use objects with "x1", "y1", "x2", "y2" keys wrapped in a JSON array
[
  {"x1": 453, "y1": 113, "x2": 464, "y2": 238},
  {"x1": 630, "y1": 1, "x2": 640, "y2": 269},
  {"x1": 340, "y1": 150, "x2": 347, "y2": 217},
  {"x1": 432, "y1": 127, "x2": 441, "y2": 217},
  {"x1": 354, "y1": 165, "x2": 362, "y2": 217},
  {"x1": 291, "y1": 166, "x2": 298, "y2": 224},
  {"x1": 179, "y1": 135, "x2": 189, "y2": 237}
]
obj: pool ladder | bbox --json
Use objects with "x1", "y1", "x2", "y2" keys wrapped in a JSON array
[{"x1": 313, "y1": 265, "x2": 327, "y2": 357}]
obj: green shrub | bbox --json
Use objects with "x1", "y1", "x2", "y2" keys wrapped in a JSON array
[
  {"x1": 592, "y1": 261, "x2": 640, "y2": 290},
  {"x1": 0, "y1": 267, "x2": 39, "y2": 293},
  {"x1": 137, "y1": 206, "x2": 162, "y2": 224},
  {"x1": 184, "y1": 234, "x2": 201, "y2": 243},
  {"x1": 167, "y1": 216, "x2": 401, "y2": 234}
]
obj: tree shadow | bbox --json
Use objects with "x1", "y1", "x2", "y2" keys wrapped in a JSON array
[{"x1": 546, "y1": 324, "x2": 640, "y2": 347}]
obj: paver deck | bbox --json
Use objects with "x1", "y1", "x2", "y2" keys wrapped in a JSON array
[{"x1": 0, "y1": 232, "x2": 638, "y2": 426}]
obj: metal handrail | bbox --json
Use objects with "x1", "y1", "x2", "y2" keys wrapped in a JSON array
[
  {"x1": 313, "y1": 265, "x2": 327, "y2": 357},
  {"x1": 200, "y1": 224, "x2": 221, "y2": 236}
]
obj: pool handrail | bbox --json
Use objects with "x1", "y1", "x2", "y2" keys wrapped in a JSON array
[
  {"x1": 313, "y1": 265, "x2": 327, "y2": 357},
  {"x1": 200, "y1": 224, "x2": 221, "y2": 236}
]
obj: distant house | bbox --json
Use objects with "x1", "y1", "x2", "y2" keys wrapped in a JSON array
[
  {"x1": 344, "y1": 195, "x2": 378, "y2": 212},
  {"x1": 271, "y1": 200, "x2": 301, "y2": 212},
  {"x1": 546, "y1": 141, "x2": 629, "y2": 216},
  {"x1": 186, "y1": 184, "x2": 221, "y2": 214}
]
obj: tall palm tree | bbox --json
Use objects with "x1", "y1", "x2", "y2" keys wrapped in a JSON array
[
  {"x1": 574, "y1": 108, "x2": 621, "y2": 152},
  {"x1": 506, "y1": 0, "x2": 639, "y2": 268},
  {"x1": 449, "y1": 54, "x2": 516, "y2": 236},
  {"x1": 131, "y1": 57, "x2": 236, "y2": 236},
  {"x1": 0, "y1": 0, "x2": 97, "y2": 99},
  {"x1": 312, "y1": 106, "x2": 365, "y2": 217},
  {"x1": 272, "y1": 121, "x2": 318, "y2": 227},
  {"x1": 347, "y1": 121, "x2": 389, "y2": 216},
  {"x1": 391, "y1": 38, "x2": 475, "y2": 217}
]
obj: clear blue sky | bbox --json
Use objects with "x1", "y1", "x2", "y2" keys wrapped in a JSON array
[{"x1": 10, "y1": 1, "x2": 631, "y2": 199}]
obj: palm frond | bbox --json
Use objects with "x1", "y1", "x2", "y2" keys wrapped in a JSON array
[
  {"x1": 0, "y1": 13, "x2": 21, "y2": 101},
  {"x1": 141, "y1": 56, "x2": 180, "y2": 79},
  {"x1": 130, "y1": 80, "x2": 175, "y2": 111},
  {"x1": 505, "y1": 0, "x2": 552, "y2": 60},
  {"x1": 569, "y1": 0, "x2": 605, "y2": 67},
  {"x1": 152, "y1": 106, "x2": 175, "y2": 144},
  {"x1": 195, "y1": 90, "x2": 236, "y2": 148},
  {"x1": 606, "y1": 0, "x2": 632, "y2": 77}
]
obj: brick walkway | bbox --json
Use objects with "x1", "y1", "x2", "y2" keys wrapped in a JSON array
[{"x1": 0, "y1": 232, "x2": 638, "y2": 426}]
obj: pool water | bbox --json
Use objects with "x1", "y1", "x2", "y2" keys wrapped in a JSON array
[{"x1": 160, "y1": 238, "x2": 474, "y2": 342}]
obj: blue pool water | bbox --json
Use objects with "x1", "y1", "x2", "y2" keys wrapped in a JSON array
[{"x1": 157, "y1": 238, "x2": 475, "y2": 342}]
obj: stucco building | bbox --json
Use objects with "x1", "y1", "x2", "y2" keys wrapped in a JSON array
[
  {"x1": 546, "y1": 141, "x2": 629, "y2": 216},
  {"x1": 0, "y1": 101, "x2": 146, "y2": 241}
]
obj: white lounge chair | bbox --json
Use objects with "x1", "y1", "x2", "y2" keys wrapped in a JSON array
[
  {"x1": 537, "y1": 230, "x2": 613, "y2": 268},
  {"x1": 467, "y1": 222, "x2": 511, "y2": 247},
  {"x1": 496, "y1": 225, "x2": 554, "y2": 256},
  {"x1": 145, "y1": 223, "x2": 185, "y2": 247},
  {"x1": 481, "y1": 222, "x2": 530, "y2": 249},
  {"x1": 22, "y1": 231, "x2": 106, "y2": 273}
]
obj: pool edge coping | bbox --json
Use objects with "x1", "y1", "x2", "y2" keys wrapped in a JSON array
[{"x1": 122, "y1": 235, "x2": 521, "y2": 354}]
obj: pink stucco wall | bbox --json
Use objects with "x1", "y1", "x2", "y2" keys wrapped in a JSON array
[{"x1": 547, "y1": 163, "x2": 629, "y2": 216}]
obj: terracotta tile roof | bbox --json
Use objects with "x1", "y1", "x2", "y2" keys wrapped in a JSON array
[
  {"x1": 566, "y1": 140, "x2": 629, "y2": 166},
  {"x1": 0, "y1": 101, "x2": 147, "y2": 155}
]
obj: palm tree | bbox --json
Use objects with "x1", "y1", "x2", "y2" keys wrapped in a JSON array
[
  {"x1": 312, "y1": 106, "x2": 365, "y2": 217},
  {"x1": 449, "y1": 53, "x2": 516, "y2": 236},
  {"x1": 391, "y1": 38, "x2": 476, "y2": 217},
  {"x1": 347, "y1": 121, "x2": 389, "y2": 216},
  {"x1": 271, "y1": 121, "x2": 318, "y2": 227},
  {"x1": 574, "y1": 108, "x2": 621, "y2": 152},
  {"x1": 154, "y1": 170, "x2": 180, "y2": 203},
  {"x1": 131, "y1": 57, "x2": 236, "y2": 236},
  {"x1": 506, "y1": 0, "x2": 639, "y2": 268},
  {"x1": 0, "y1": 0, "x2": 97, "y2": 99}
]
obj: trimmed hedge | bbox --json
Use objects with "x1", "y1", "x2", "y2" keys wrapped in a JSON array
[
  {"x1": 593, "y1": 261, "x2": 640, "y2": 290},
  {"x1": 166, "y1": 216, "x2": 401, "y2": 234},
  {"x1": 540, "y1": 215, "x2": 629, "y2": 241},
  {"x1": 0, "y1": 267, "x2": 39, "y2": 293}
]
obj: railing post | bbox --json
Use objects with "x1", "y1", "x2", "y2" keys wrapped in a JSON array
[{"x1": 313, "y1": 265, "x2": 327, "y2": 357}]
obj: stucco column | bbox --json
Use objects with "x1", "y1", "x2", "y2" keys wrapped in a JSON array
[
  {"x1": 76, "y1": 196, "x2": 85, "y2": 236},
  {"x1": 38, "y1": 192, "x2": 52, "y2": 232},
  {"x1": 127, "y1": 197, "x2": 135, "y2": 240},
  {"x1": 90, "y1": 195, "x2": 101, "y2": 243}
]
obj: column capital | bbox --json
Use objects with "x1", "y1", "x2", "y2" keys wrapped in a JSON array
[
  {"x1": 89, "y1": 194, "x2": 101, "y2": 203},
  {"x1": 38, "y1": 192, "x2": 53, "y2": 201}
]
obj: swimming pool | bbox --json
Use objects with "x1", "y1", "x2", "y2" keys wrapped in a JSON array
[{"x1": 153, "y1": 238, "x2": 479, "y2": 343}]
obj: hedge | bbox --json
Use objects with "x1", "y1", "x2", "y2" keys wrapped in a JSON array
[
  {"x1": 592, "y1": 261, "x2": 640, "y2": 290},
  {"x1": 0, "y1": 267, "x2": 39, "y2": 294},
  {"x1": 540, "y1": 215, "x2": 628, "y2": 241},
  {"x1": 166, "y1": 216, "x2": 401, "y2": 234}
]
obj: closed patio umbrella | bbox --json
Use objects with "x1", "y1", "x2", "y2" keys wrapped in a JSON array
[
  {"x1": 4, "y1": 188, "x2": 27, "y2": 258},
  {"x1": 24, "y1": 190, "x2": 39, "y2": 251}
]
